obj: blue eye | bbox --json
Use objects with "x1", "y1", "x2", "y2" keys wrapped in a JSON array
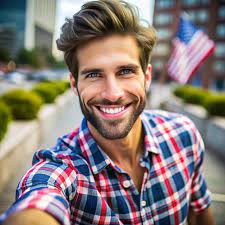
[
  {"x1": 86, "y1": 72, "x2": 100, "y2": 78},
  {"x1": 120, "y1": 68, "x2": 134, "y2": 75}
]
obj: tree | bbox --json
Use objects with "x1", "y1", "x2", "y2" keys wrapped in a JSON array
[
  {"x1": 16, "y1": 48, "x2": 32, "y2": 65},
  {"x1": 16, "y1": 48, "x2": 43, "y2": 68},
  {"x1": 0, "y1": 48, "x2": 10, "y2": 62}
]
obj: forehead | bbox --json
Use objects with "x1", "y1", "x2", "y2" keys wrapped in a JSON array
[{"x1": 76, "y1": 35, "x2": 141, "y2": 72}]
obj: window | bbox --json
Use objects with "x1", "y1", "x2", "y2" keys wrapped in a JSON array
[
  {"x1": 182, "y1": 0, "x2": 198, "y2": 6},
  {"x1": 216, "y1": 25, "x2": 225, "y2": 38},
  {"x1": 214, "y1": 61, "x2": 225, "y2": 73},
  {"x1": 153, "y1": 43, "x2": 170, "y2": 56},
  {"x1": 187, "y1": 10, "x2": 209, "y2": 23},
  {"x1": 218, "y1": 7, "x2": 225, "y2": 20},
  {"x1": 157, "y1": 28, "x2": 172, "y2": 40},
  {"x1": 157, "y1": 0, "x2": 175, "y2": 9},
  {"x1": 152, "y1": 60, "x2": 164, "y2": 70},
  {"x1": 198, "y1": 10, "x2": 208, "y2": 22},
  {"x1": 182, "y1": 0, "x2": 209, "y2": 6},
  {"x1": 155, "y1": 14, "x2": 173, "y2": 25},
  {"x1": 214, "y1": 43, "x2": 225, "y2": 57}
]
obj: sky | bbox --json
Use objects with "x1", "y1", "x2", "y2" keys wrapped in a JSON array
[{"x1": 55, "y1": 0, "x2": 155, "y2": 39}]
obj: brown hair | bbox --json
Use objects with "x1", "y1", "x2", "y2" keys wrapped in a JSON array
[{"x1": 56, "y1": 0, "x2": 157, "y2": 82}]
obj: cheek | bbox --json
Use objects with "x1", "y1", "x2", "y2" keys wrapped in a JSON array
[
  {"x1": 123, "y1": 79, "x2": 146, "y2": 97},
  {"x1": 78, "y1": 82, "x2": 102, "y2": 103}
]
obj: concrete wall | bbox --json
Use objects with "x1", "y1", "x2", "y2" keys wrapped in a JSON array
[
  {"x1": 163, "y1": 96, "x2": 225, "y2": 159},
  {"x1": 206, "y1": 118, "x2": 225, "y2": 157},
  {"x1": 0, "y1": 90, "x2": 74, "y2": 193}
]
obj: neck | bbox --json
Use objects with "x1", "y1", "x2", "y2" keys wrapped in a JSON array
[{"x1": 87, "y1": 117, "x2": 144, "y2": 167}]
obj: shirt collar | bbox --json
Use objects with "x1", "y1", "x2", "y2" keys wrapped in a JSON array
[
  {"x1": 77, "y1": 118, "x2": 111, "y2": 174},
  {"x1": 77, "y1": 112, "x2": 160, "y2": 175},
  {"x1": 141, "y1": 112, "x2": 160, "y2": 156}
]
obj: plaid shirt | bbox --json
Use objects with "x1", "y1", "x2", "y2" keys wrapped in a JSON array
[{"x1": 0, "y1": 110, "x2": 211, "y2": 225}]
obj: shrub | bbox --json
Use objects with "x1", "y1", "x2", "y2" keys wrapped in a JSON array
[
  {"x1": 1, "y1": 89, "x2": 43, "y2": 120},
  {"x1": 0, "y1": 101, "x2": 12, "y2": 142},
  {"x1": 183, "y1": 88, "x2": 209, "y2": 106},
  {"x1": 203, "y1": 94, "x2": 225, "y2": 117},
  {"x1": 32, "y1": 83, "x2": 59, "y2": 103},
  {"x1": 62, "y1": 80, "x2": 70, "y2": 89},
  {"x1": 173, "y1": 85, "x2": 192, "y2": 99},
  {"x1": 173, "y1": 85, "x2": 209, "y2": 106},
  {"x1": 49, "y1": 81, "x2": 69, "y2": 94}
]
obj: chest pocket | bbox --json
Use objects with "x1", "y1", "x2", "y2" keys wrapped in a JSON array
[{"x1": 70, "y1": 174, "x2": 121, "y2": 225}]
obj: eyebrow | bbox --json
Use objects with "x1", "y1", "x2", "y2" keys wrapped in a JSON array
[{"x1": 117, "y1": 64, "x2": 139, "y2": 70}]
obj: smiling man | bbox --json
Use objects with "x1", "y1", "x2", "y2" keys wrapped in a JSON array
[{"x1": 0, "y1": 1, "x2": 214, "y2": 225}]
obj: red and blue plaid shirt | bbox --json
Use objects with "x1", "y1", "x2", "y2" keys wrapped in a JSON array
[{"x1": 0, "y1": 110, "x2": 211, "y2": 225}]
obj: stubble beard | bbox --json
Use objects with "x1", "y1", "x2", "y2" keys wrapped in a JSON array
[{"x1": 77, "y1": 92, "x2": 146, "y2": 140}]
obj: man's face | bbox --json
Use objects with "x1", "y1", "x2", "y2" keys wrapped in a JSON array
[{"x1": 71, "y1": 35, "x2": 151, "y2": 139}]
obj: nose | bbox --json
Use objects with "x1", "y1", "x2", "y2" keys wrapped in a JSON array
[{"x1": 101, "y1": 76, "x2": 125, "y2": 102}]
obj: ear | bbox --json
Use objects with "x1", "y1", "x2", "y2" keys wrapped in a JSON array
[
  {"x1": 70, "y1": 73, "x2": 78, "y2": 96},
  {"x1": 145, "y1": 64, "x2": 152, "y2": 92}
]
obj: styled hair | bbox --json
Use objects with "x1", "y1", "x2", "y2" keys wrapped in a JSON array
[{"x1": 56, "y1": 0, "x2": 157, "y2": 81}]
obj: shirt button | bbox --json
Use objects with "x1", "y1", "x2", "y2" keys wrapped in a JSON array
[
  {"x1": 123, "y1": 180, "x2": 131, "y2": 188},
  {"x1": 141, "y1": 200, "x2": 146, "y2": 207}
]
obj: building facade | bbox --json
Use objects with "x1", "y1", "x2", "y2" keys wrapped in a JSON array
[
  {"x1": 0, "y1": 0, "x2": 56, "y2": 57},
  {"x1": 152, "y1": 0, "x2": 225, "y2": 89}
]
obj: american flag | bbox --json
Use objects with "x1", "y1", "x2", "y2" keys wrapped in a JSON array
[{"x1": 167, "y1": 14, "x2": 215, "y2": 84}]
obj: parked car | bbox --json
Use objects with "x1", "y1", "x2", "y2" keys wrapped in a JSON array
[
  {"x1": 29, "y1": 70, "x2": 58, "y2": 82},
  {"x1": 4, "y1": 72, "x2": 26, "y2": 84}
]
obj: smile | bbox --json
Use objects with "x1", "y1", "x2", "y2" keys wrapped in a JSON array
[
  {"x1": 94, "y1": 104, "x2": 131, "y2": 119},
  {"x1": 100, "y1": 106, "x2": 125, "y2": 114}
]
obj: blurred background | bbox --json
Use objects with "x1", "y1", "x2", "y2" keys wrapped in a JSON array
[{"x1": 0, "y1": 0, "x2": 224, "y2": 224}]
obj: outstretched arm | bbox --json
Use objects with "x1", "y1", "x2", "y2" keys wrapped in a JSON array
[
  {"x1": 2, "y1": 209, "x2": 60, "y2": 225},
  {"x1": 187, "y1": 206, "x2": 215, "y2": 225}
]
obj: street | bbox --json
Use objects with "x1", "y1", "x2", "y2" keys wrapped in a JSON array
[{"x1": 0, "y1": 86, "x2": 224, "y2": 224}]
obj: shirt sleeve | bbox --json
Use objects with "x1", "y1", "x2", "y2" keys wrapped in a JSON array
[
  {"x1": 189, "y1": 127, "x2": 211, "y2": 213},
  {"x1": 0, "y1": 149, "x2": 78, "y2": 225}
]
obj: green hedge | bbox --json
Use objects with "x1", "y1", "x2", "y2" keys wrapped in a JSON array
[
  {"x1": 203, "y1": 94, "x2": 225, "y2": 117},
  {"x1": 173, "y1": 85, "x2": 192, "y2": 99},
  {"x1": 32, "y1": 81, "x2": 70, "y2": 103},
  {"x1": 173, "y1": 85, "x2": 225, "y2": 117},
  {"x1": 50, "y1": 81, "x2": 69, "y2": 94},
  {"x1": 32, "y1": 83, "x2": 59, "y2": 103},
  {"x1": 183, "y1": 89, "x2": 209, "y2": 106},
  {"x1": 173, "y1": 85, "x2": 209, "y2": 106},
  {"x1": 0, "y1": 89, "x2": 43, "y2": 120},
  {"x1": 0, "y1": 101, "x2": 12, "y2": 142}
]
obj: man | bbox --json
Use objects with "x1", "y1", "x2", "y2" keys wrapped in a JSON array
[{"x1": 0, "y1": 1, "x2": 214, "y2": 224}]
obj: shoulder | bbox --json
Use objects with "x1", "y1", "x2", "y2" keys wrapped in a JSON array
[
  {"x1": 143, "y1": 109, "x2": 196, "y2": 131},
  {"x1": 32, "y1": 128, "x2": 92, "y2": 177},
  {"x1": 143, "y1": 110, "x2": 205, "y2": 174},
  {"x1": 143, "y1": 110, "x2": 203, "y2": 154}
]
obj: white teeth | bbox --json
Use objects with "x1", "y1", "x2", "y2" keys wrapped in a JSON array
[{"x1": 100, "y1": 106, "x2": 125, "y2": 114}]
